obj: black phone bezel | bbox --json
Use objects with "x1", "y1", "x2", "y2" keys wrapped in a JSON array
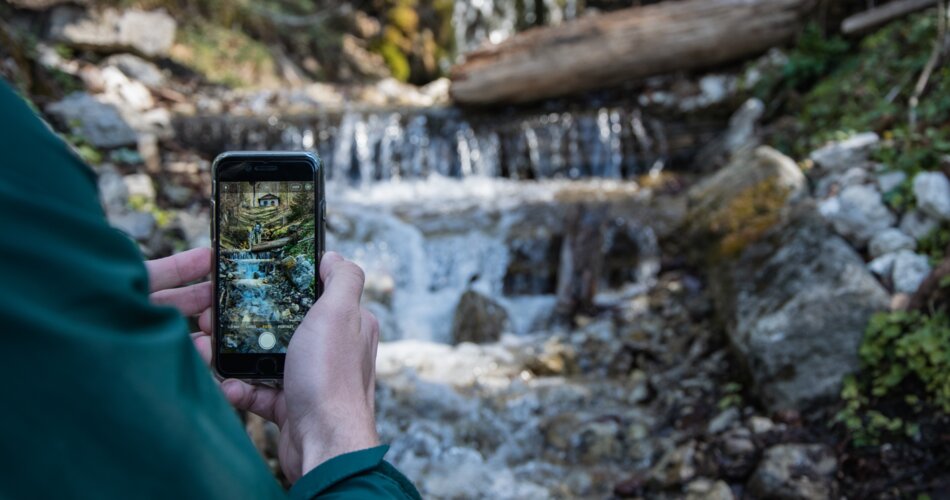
[{"x1": 212, "y1": 152, "x2": 325, "y2": 380}]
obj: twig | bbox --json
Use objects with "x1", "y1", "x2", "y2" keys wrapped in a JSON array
[
  {"x1": 842, "y1": 0, "x2": 938, "y2": 35},
  {"x1": 909, "y1": 0, "x2": 948, "y2": 128}
]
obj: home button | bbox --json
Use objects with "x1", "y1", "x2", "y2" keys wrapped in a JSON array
[{"x1": 257, "y1": 358, "x2": 277, "y2": 376}]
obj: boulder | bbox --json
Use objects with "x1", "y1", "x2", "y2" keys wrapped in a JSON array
[
  {"x1": 808, "y1": 132, "x2": 879, "y2": 172},
  {"x1": 104, "y1": 54, "x2": 166, "y2": 88},
  {"x1": 899, "y1": 210, "x2": 940, "y2": 241},
  {"x1": 46, "y1": 92, "x2": 138, "y2": 148},
  {"x1": 450, "y1": 290, "x2": 510, "y2": 345},
  {"x1": 813, "y1": 166, "x2": 869, "y2": 199},
  {"x1": 49, "y1": 6, "x2": 176, "y2": 57},
  {"x1": 876, "y1": 170, "x2": 906, "y2": 193},
  {"x1": 281, "y1": 255, "x2": 315, "y2": 292},
  {"x1": 891, "y1": 250, "x2": 932, "y2": 294},
  {"x1": 868, "y1": 228, "x2": 916, "y2": 258},
  {"x1": 818, "y1": 184, "x2": 895, "y2": 246},
  {"x1": 747, "y1": 444, "x2": 837, "y2": 500},
  {"x1": 912, "y1": 171, "x2": 950, "y2": 221},
  {"x1": 684, "y1": 146, "x2": 806, "y2": 260},
  {"x1": 713, "y1": 209, "x2": 889, "y2": 410}
]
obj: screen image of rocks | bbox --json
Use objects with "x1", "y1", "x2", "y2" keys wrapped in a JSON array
[{"x1": 218, "y1": 180, "x2": 316, "y2": 353}]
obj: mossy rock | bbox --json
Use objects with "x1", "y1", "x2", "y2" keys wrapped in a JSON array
[{"x1": 684, "y1": 146, "x2": 807, "y2": 262}]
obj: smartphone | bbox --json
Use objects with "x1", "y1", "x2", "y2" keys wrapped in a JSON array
[{"x1": 211, "y1": 151, "x2": 325, "y2": 382}]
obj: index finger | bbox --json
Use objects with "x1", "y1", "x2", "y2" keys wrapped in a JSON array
[
  {"x1": 145, "y1": 247, "x2": 212, "y2": 292},
  {"x1": 318, "y1": 252, "x2": 365, "y2": 307}
]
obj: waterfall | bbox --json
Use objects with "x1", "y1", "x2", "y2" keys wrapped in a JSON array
[{"x1": 176, "y1": 105, "x2": 675, "y2": 186}]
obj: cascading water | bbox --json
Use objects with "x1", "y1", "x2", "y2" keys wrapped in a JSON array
[
  {"x1": 176, "y1": 105, "x2": 693, "y2": 184},
  {"x1": 178, "y1": 102, "x2": 683, "y2": 344}
]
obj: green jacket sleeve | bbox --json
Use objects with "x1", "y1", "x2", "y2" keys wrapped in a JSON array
[
  {"x1": 0, "y1": 80, "x2": 419, "y2": 500},
  {"x1": 291, "y1": 446, "x2": 422, "y2": 500}
]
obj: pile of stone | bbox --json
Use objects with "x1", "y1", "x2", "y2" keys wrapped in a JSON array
[{"x1": 810, "y1": 132, "x2": 948, "y2": 297}]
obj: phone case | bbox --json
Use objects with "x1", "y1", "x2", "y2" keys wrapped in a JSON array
[{"x1": 210, "y1": 151, "x2": 326, "y2": 386}]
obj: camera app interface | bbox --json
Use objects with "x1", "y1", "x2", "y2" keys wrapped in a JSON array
[{"x1": 218, "y1": 180, "x2": 316, "y2": 353}]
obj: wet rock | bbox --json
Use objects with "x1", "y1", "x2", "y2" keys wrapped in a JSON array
[
  {"x1": 808, "y1": 132, "x2": 879, "y2": 172},
  {"x1": 576, "y1": 419, "x2": 623, "y2": 464},
  {"x1": 526, "y1": 338, "x2": 577, "y2": 376},
  {"x1": 913, "y1": 171, "x2": 950, "y2": 221},
  {"x1": 818, "y1": 184, "x2": 895, "y2": 246},
  {"x1": 49, "y1": 6, "x2": 176, "y2": 57},
  {"x1": 707, "y1": 407, "x2": 740, "y2": 435},
  {"x1": 712, "y1": 209, "x2": 889, "y2": 411},
  {"x1": 451, "y1": 290, "x2": 510, "y2": 344},
  {"x1": 108, "y1": 210, "x2": 155, "y2": 241},
  {"x1": 104, "y1": 53, "x2": 165, "y2": 88},
  {"x1": 649, "y1": 442, "x2": 697, "y2": 487},
  {"x1": 891, "y1": 250, "x2": 932, "y2": 294},
  {"x1": 555, "y1": 203, "x2": 608, "y2": 317},
  {"x1": 748, "y1": 444, "x2": 837, "y2": 500},
  {"x1": 46, "y1": 92, "x2": 138, "y2": 148},
  {"x1": 685, "y1": 478, "x2": 735, "y2": 500},
  {"x1": 899, "y1": 209, "x2": 940, "y2": 241},
  {"x1": 748, "y1": 415, "x2": 776, "y2": 435},
  {"x1": 876, "y1": 170, "x2": 907, "y2": 193},
  {"x1": 281, "y1": 255, "x2": 315, "y2": 292},
  {"x1": 868, "y1": 228, "x2": 916, "y2": 258}
]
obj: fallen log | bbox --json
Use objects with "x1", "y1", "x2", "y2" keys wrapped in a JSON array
[
  {"x1": 251, "y1": 237, "x2": 293, "y2": 252},
  {"x1": 841, "y1": 0, "x2": 938, "y2": 36},
  {"x1": 450, "y1": 0, "x2": 814, "y2": 105}
]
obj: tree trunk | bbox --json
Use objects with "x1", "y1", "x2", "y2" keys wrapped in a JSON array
[
  {"x1": 251, "y1": 237, "x2": 293, "y2": 252},
  {"x1": 450, "y1": 0, "x2": 814, "y2": 106}
]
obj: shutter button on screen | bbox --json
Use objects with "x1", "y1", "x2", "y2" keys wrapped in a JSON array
[{"x1": 258, "y1": 331, "x2": 277, "y2": 350}]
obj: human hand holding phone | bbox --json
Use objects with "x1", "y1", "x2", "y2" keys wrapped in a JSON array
[{"x1": 147, "y1": 249, "x2": 381, "y2": 482}]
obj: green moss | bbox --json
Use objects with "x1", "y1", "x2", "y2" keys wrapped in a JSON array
[
  {"x1": 388, "y1": 5, "x2": 419, "y2": 35},
  {"x1": 706, "y1": 178, "x2": 791, "y2": 258},
  {"x1": 377, "y1": 39, "x2": 411, "y2": 82},
  {"x1": 836, "y1": 311, "x2": 950, "y2": 446}
]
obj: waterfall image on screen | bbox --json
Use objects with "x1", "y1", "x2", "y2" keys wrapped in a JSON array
[{"x1": 218, "y1": 181, "x2": 316, "y2": 353}]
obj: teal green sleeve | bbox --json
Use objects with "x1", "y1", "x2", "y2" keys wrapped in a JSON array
[
  {"x1": 0, "y1": 79, "x2": 419, "y2": 500},
  {"x1": 0, "y1": 82, "x2": 287, "y2": 498},
  {"x1": 290, "y1": 446, "x2": 422, "y2": 500}
]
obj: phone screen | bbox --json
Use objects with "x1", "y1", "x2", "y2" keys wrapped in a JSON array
[{"x1": 217, "y1": 180, "x2": 316, "y2": 354}]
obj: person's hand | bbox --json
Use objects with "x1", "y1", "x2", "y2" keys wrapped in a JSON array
[
  {"x1": 148, "y1": 249, "x2": 381, "y2": 482},
  {"x1": 223, "y1": 252, "x2": 380, "y2": 482},
  {"x1": 145, "y1": 247, "x2": 215, "y2": 361}
]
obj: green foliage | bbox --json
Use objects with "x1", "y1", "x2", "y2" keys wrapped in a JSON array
[
  {"x1": 717, "y1": 381, "x2": 743, "y2": 410},
  {"x1": 773, "y1": 10, "x2": 950, "y2": 162},
  {"x1": 64, "y1": 131, "x2": 103, "y2": 165},
  {"x1": 781, "y1": 23, "x2": 850, "y2": 91},
  {"x1": 918, "y1": 223, "x2": 950, "y2": 266},
  {"x1": 836, "y1": 311, "x2": 950, "y2": 446}
]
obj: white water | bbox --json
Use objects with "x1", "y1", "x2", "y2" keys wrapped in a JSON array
[{"x1": 327, "y1": 176, "x2": 656, "y2": 344}]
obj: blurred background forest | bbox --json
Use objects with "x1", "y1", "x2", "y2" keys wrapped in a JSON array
[{"x1": 2, "y1": 0, "x2": 949, "y2": 498}]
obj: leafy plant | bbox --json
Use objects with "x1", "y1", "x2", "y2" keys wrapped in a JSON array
[{"x1": 836, "y1": 311, "x2": 950, "y2": 446}]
